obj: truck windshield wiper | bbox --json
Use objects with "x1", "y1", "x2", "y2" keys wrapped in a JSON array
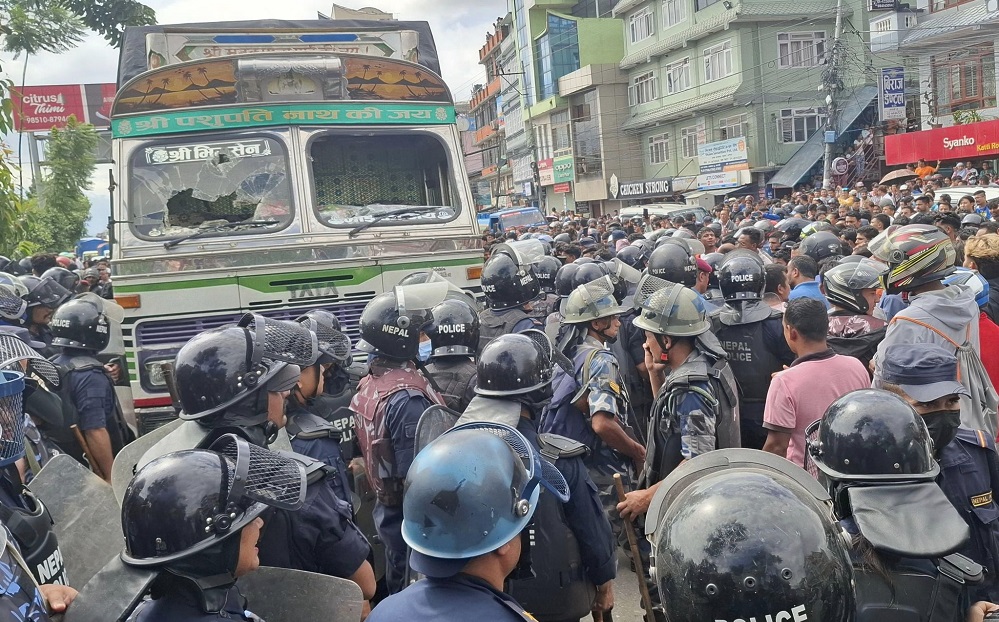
[
  {"x1": 348, "y1": 206, "x2": 441, "y2": 238},
  {"x1": 163, "y1": 220, "x2": 279, "y2": 249}
]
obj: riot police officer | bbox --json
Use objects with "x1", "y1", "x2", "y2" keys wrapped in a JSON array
[
  {"x1": 286, "y1": 309, "x2": 355, "y2": 512},
  {"x1": 19, "y1": 276, "x2": 71, "y2": 357},
  {"x1": 644, "y1": 449, "x2": 856, "y2": 622},
  {"x1": 0, "y1": 520, "x2": 76, "y2": 620},
  {"x1": 367, "y1": 422, "x2": 570, "y2": 622},
  {"x1": 714, "y1": 251, "x2": 794, "y2": 449},
  {"x1": 350, "y1": 283, "x2": 447, "y2": 594},
  {"x1": 50, "y1": 293, "x2": 133, "y2": 481},
  {"x1": 647, "y1": 241, "x2": 698, "y2": 288},
  {"x1": 422, "y1": 297, "x2": 479, "y2": 412},
  {"x1": 451, "y1": 332, "x2": 616, "y2": 621},
  {"x1": 532, "y1": 255, "x2": 563, "y2": 320},
  {"x1": 169, "y1": 317, "x2": 376, "y2": 604},
  {"x1": 619, "y1": 278, "x2": 740, "y2": 521},
  {"x1": 120, "y1": 437, "x2": 308, "y2": 621},
  {"x1": 478, "y1": 241, "x2": 545, "y2": 353}
]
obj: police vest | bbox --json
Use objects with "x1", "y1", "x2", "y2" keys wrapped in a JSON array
[
  {"x1": 286, "y1": 408, "x2": 352, "y2": 510},
  {"x1": 530, "y1": 294, "x2": 559, "y2": 320},
  {"x1": 422, "y1": 358, "x2": 477, "y2": 413},
  {"x1": 715, "y1": 317, "x2": 782, "y2": 403},
  {"x1": 350, "y1": 363, "x2": 443, "y2": 506},
  {"x1": 855, "y1": 553, "x2": 982, "y2": 622},
  {"x1": 0, "y1": 480, "x2": 65, "y2": 586},
  {"x1": 505, "y1": 432, "x2": 594, "y2": 622},
  {"x1": 57, "y1": 355, "x2": 134, "y2": 455},
  {"x1": 478, "y1": 307, "x2": 533, "y2": 354}
]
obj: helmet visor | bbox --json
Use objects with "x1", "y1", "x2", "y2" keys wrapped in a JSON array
[
  {"x1": 521, "y1": 329, "x2": 573, "y2": 377},
  {"x1": 634, "y1": 274, "x2": 673, "y2": 310},
  {"x1": 0, "y1": 371, "x2": 25, "y2": 466},
  {"x1": 492, "y1": 240, "x2": 547, "y2": 267},
  {"x1": 395, "y1": 282, "x2": 449, "y2": 327},
  {"x1": 27, "y1": 277, "x2": 72, "y2": 308},
  {"x1": 209, "y1": 433, "x2": 307, "y2": 511},
  {"x1": 607, "y1": 257, "x2": 642, "y2": 285},
  {"x1": 0, "y1": 334, "x2": 60, "y2": 387},
  {"x1": 74, "y1": 292, "x2": 125, "y2": 324},
  {"x1": 237, "y1": 313, "x2": 320, "y2": 366}
]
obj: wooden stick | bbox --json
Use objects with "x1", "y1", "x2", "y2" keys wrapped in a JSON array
[{"x1": 614, "y1": 473, "x2": 655, "y2": 622}]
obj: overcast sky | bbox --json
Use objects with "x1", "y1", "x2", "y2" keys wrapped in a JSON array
[{"x1": 0, "y1": 0, "x2": 505, "y2": 234}]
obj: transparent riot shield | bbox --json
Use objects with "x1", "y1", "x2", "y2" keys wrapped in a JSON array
[
  {"x1": 239, "y1": 566, "x2": 364, "y2": 622},
  {"x1": 110, "y1": 418, "x2": 183, "y2": 506},
  {"x1": 414, "y1": 405, "x2": 460, "y2": 454}
]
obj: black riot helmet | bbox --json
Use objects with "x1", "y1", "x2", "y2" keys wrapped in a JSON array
[
  {"x1": 427, "y1": 297, "x2": 480, "y2": 358},
  {"x1": 121, "y1": 435, "x2": 306, "y2": 568},
  {"x1": 616, "y1": 245, "x2": 648, "y2": 271},
  {"x1": 0, "y1": 257, "x2": 10, "y2": 273},
  {"x1": 174, "y1": 315, "x2": 319, "y2": 421},
  {"x1": 806, "y1": 389, "x2": 937, "y2": 485},
  {"x1": 647, "y1": 243, "x2": 697, "y2": 287},
  {"x1": 571, "y1": 261, "x2": 609, "y2": 290},
  {"x1": 40, "y1": 267, "x2": 81, "y2": 294},
  {"x1": 554, "y1": 263, "x2": 580, "y2": 299},
  {"x1": 822, "y1": 258, "x2": 883, "y2": 315},
  {"x1": 800, "y1": 231, "x2": 845, "y2": 262},
  {"x1": 357, "y1": 282, "x2": 449, "y2": 358},
  {"x1": 702, "y1": 252, "x2": 725, "y2": 290},
  {"x1": 19, "y1": 275, "x2": 72, "y2": 309},
  {"x1": 480, "y1": 253, "x2": 540, "y2": 311},
  {"x1": 476, "y1": 330, "x2": 571, "y2": 397},
  {"x1": 646, "y1": 450, "x2": 855, "y2": 622},
  {"x1": 534, "y1": 256, "x2": 562, "y2": 295},
  {"x1": 49, "y1": 293, "x2": 124, "y2": 351},
  {"x1": 295, "y1": 309, "x2": 351, "y2": 367},
  {"x1": 718, "y1": 250, "x2": 766, "y2": 302}
]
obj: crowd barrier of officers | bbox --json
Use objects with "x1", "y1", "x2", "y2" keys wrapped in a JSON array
[{"x1": 0, "y1": 213, "x2": 997, "y2": 622}]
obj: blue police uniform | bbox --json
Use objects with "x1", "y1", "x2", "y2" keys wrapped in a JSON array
[
  {"x1": 286, "y1": 404, "x2": 353, "y2": 513},
  {"x1": 0, "y1": 525, "x2": 49, "y2": 622},
  {"x1": 52, "y1": 349, "x2": 125, "y2": 454},
  {"x1": 128, "y1": 585, "x2": 261, "y2": 622},
  {"x1": 367, "y1": 574, "x2": 535, "y2": 622},
  {"x1": 938, "y1": 427, "x2": 999, "y2": 602}
]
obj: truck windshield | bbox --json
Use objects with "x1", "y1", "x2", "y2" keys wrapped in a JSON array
[
  {"x1": 312, "y1": 133, "x2": 458, "y2": 228},
  {"x1": 128, "y1": 134, "x2": 294, "y2": 240}
]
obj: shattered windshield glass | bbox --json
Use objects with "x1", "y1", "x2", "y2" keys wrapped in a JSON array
[
  {"x1": 128, "y1": 133, "x2": 294, "y2": 239},
  {"x1": 311, "y1": 133, "x2": 459, "y2": 228}
]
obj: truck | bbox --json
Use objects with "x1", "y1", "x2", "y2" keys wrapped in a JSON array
[{"x1": 108, "y1": 19, "x2": 483, "y2": 432}]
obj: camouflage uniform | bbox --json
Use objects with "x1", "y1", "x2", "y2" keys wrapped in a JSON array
[{"x1": 0, "y1": 525, "x2": 49, "y2": 622}]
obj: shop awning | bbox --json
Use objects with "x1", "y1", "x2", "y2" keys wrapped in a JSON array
[{"x1": 768, "y1": 86, "x2": 878, "y2": 188}]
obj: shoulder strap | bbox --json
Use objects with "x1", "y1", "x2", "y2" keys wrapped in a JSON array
[
  {"x1": 926, "y1": 553, "x2": 982, "y2": 622},
  {"x1": 537, "y1": 433, "x2": 589, "y2": 461},
  {"x1": 286, "y1": 411, "x2": 340, "y2": 441},
  {"x1": 890, "y1": 316, "x2": 961, "y2": 349}
]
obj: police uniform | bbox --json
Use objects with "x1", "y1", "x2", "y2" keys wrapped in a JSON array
[
  {"x1": 0, "y1": 524, "x2": 51, "y2": 622},
  {"x1": 0, "y1": 470, "x2": 65, "y2": 586},
  {"x1": 477, "y1": 308, "x2": 542, "y2": 355},
  {"x1": 608, "y1": 304, "x2": 652, "y2": 444},
  {"x1": 128, "y1": 585, "x2": 261, "y2": 622},
  {"x1": 52, "y1": 348, "x2": 129, "y2": 456},
  {"x1": 938, "y1": 427, "x2": 999, "y2": 602},
  {"x1": 421, "y1": 357, "x2": 477, "y2": 413},
  {"x1": 531, "y1": 293, "x2": 560, "y2": 321},
  {"x1": 286, "y1": 405, "x2": 353, "y2": 512},
  {"x1": 368, "y1": 574, "x2": 536, "y2": 622}
]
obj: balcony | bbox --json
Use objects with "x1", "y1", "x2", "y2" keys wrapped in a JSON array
[
  {"x1": 475, "y1": 121, "x2": 499, "y2": 144},
  {"x1": 470, "y1": 77, "x2": 502, "y2": 111}
]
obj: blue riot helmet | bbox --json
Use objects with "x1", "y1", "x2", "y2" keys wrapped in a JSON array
[
  {"x1": 0, "y1": 371, "x2": 25, "y2": 466},
  {"x1": 401, "y1": 421, "x2": 569, "y2": 578}
]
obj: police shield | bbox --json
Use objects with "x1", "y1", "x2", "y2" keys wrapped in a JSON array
[
  {"x1": 239, "y1": 566, "x2": 364, "y2": 622},
  {"x1": 415, "y1": 405, "x2": 460, "y2": 454},
  {"x1": 28, "y1": 454, "x2": 121, "y2": 588},
  {"x1": 110, "y1": 417, "x2": 183, "y2": 506}
]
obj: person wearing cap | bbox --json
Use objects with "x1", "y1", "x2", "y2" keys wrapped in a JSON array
[
  {"x1": 761, "y1": 299, "x2": 869, "y2": 466},
  {"x1": 880, "y1": 343, "x2": 999, "y2": 602}
]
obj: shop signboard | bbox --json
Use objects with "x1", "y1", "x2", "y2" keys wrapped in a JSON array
[
  {"x1": 538, "y1": 158, "x2": 555, "y2": 186},
  {"x1": 553, "y1": 182, "x2": 571, "y2": 193},
  {"x1": 697, "y1": 170, "x2": 743, "y2": 190},
  {"x1": 698, "y1": 137, "x2": 749, "y2": 174},
  {"x1": 12, "y1": 83, "x2": 116, "y2": 132},
  {"x1": 884, "y1": 119, "x2": 999, "y2": 165},
  {"x1": 879, "y1": 67, "x2": 906, "y2": 122},
  {"x1": 553, "y1": 154, "x2": 575, "y2": 184},
  {"x1": 612, "y1": 177, "x2": 673, "y2": 200}
]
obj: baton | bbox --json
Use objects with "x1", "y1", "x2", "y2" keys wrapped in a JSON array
[
  {"x1": 614, "y1": 473, "x2": 656, "y2": 622},
  {"x1": 71, "y1": 424, "x2": 106, "y2": 480}
]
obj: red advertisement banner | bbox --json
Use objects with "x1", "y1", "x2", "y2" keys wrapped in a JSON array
[
  {"x1": 11, "y1": 83, "x2": 116, "y2": 132},
  {"x1": 884, "y1": 120, "x2": 999, "y2": 165}
]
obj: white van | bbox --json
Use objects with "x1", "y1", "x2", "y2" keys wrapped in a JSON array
[{"x1": 620, "y1": 203, "x2": 709, "y2": 223}]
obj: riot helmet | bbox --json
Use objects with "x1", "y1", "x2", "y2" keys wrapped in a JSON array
[
  {"x1": 49, "y1": 293, "x2": 124, "y2": 351},
  {"x1": 174, "y1": 315, "x2": 319, "y2": 421},
  {"x1": 13, "y1": 258, "x2": 31, "y2": 276},
  {"x1": 961, "y1": 213, "x2": 983, "y2": 227},
  {"x1": 616, "y1": 245, "x2": 648, "y2": 271},
  {"x1": 647, "y1": 243, "x2": 697, "y2": 287},
  {"x1": 562, "y1": 276, "x2": 629, "y2": 325},
  {"x1": 822, "y1": 258, "x2": 883, "y2": 315},
  {"x1": 121, "y1": 434, "x2": 307, "y2": 567},
  {"x1": 19, "y1": 275, "x2": 71, "y2": 309},
  {"x1": 718, "y1": 250, "x2": 766, "y2": 302},
  {"x1": 41, "y1": 267, "x2": 80, "y2": 294},
  {"x1": 357, "y1": 282, "x2": 449, "y2": 358},
  {"x1": 476, "y1": 330, "x2": 570, "y2": 397},
  {"x1": 801, "y1": 221, "x2": 835, "y2": 239},
  {"x1": 0, "y1": 274, "x2": 28, "y2": 322},
  {"x1": 295, "y1": 309, "x2": 351, "y2": 366},
  {"x1": 799, "y1": 231, "x2": 844, "y2": 262},
  {"x1": 868, "y1": 224, "x2": 956, "y2": 294},
  {"x1": 0, "y1": 371, "x2": 25, "y2": 467},
  {"x1": 645, "y1": 449, "x2": 855, "y2": 622},
  {"x1": 0, "y1": 257, "x2": 9, "y2": 273},
  {"x1": 633, "y1": 276, "x2": 711, "y2": 337},
  {"x1": 553, "y1": 233, "x2": 571, "y2": 244},
  {"x1": 402, "y1": 422, "x2": 569, "y2": 578},
  {"x1": 398, "y1": 270, "x2": 475, "y2": 305},
  {"x1": 554, "y1": 263, "x2": 580, "y2": 299},
  {"x1": 0, "y1": 331, "x2": 61, "y2": 388},
  {"x1": 534, "y1": 256, "x2": 562, "y2": 295},
  {"x1": 480, "y1": 253, "x2": 540, "y2": 311},
  {"x1": 571, "y1": 261, "x2": 609, "y2": 290},
  {"x1": 427, "y1": 297, "x2": 480, "y2": 357}
]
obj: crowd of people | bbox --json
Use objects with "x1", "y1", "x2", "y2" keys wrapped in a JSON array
[{"x1": 0, "y1": 187, "x2": 996, "y2": 621}]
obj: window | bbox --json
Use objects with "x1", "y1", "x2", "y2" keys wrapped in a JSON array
[
  {"x1": 718, "y1": 114, "x2": 747, "y2": 139},
  {"x1": 703, "y1": 41, "x2": 733, "y2": 82},
  {"x1": 696, "y1": 0, "x2": 721, "y2": 11},
  {"x1": 630, "y1": 7, "x2": 655, "y2": 43},
  {"x1": 572, "y1": 91, "x2": 602, "y2": 176},
  {"x1": 932, "y1": 46, "x2": 997, "y2": 114},
  {"x1": 629, "y1": 71, "x2": 659, "y2": 106},
  {"x1": 904, "y1": 14, "x2": 918, "y2": 27},
  {"x1": 778, "y1": 107, "x2": 828, "y2": 143},
  {"x1": 873, "y1": 18, "x2": 892, "y2": 33},
  {"x1": 931, "y1": 0, "x2": 974, "y2": 12},
  {"x1": 665, "y1": 58, "x2": 692, "y2": 95},
  {"x1": 680, "y1": 125, "x2": 701, "y2": 158},
  {"x1": 662, "y1": 0, "x2": 687, "y2": 27},
  {"x1": 777, "y1": 32, "x2": 826, "y2": 68},
  {"x1": 649, "y1": 132, "x2": 670, "y2": 164},
  {"x1": 536, "y1": 14, "x2": 580, "y2": 101},
  {"x1": 535, "y1": 123, "x2": 552, "y2": 160},
  {"x1": 551, "y1": 110, "x2": 572, "y2": 152}
]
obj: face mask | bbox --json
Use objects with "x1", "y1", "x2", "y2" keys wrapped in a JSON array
[
  {"x1": 923, "y1": 410, "x2": 962, "y2": 456},
  {"x1": 417, "y1": 340, "x2": 433, "y2": 362}
]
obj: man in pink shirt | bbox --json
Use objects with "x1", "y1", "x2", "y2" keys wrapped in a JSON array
[{"x1": 762, "y1": 297, "x2": 870, "y2": 466}]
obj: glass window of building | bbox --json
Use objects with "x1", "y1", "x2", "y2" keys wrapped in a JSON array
[
  {"x1": 551, "y1": 109, "x2": 572, "y2": 152},
  {"x1": 629, "y1": 71, "x2": 659, "y2": 105},
  {"x1": 665, "y1": 58, "x2": 692, "y2": 95},
  {"x1": 572, "y1": 91, "x2": 602, "y2": 176},
  {"x1": 778, "y1": 107, "x2": 827, "y2": 143},
  {"x1": 649, "y1": 132, "x2": 670, "y2": 164},
  {"x1": 680, "y1": 125, "x2": 700, "y2": 158},
  {"x1": 932, "y1": 46, "x2": 996, "y2": 114},
  {"x1": 537, "y1": 14, "x2": 580, "y2": 101},
  {"x1": 777, "y1": 32, "x2": 827, "y2": 68},
  {"x1": 696, "y1": 0, "x2": 722, "y2": 11},
  {"x1": 718, "y1": 114, "x2": 748, "y2": 139},
  {"x1": 662, "y1": 0, "x2": 688, "y2": 27},
  {"x1": 703, "y1": 41, "x2": 733, "y2": 81},
  {"x1": 630, "y1": 7, "x2": 655, "y2": 42}
]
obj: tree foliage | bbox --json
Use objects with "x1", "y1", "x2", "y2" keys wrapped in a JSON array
[
  {"x1": 25, "y1": 116, "x2": 98, "y2": 252},
  {"x1": 0, "y1": 0, "x2": 155, "y2": 50}
]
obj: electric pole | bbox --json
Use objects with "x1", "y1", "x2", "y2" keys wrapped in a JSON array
[{"x1": 821, "y1": 0, "x2": 845, "y2": 190}]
